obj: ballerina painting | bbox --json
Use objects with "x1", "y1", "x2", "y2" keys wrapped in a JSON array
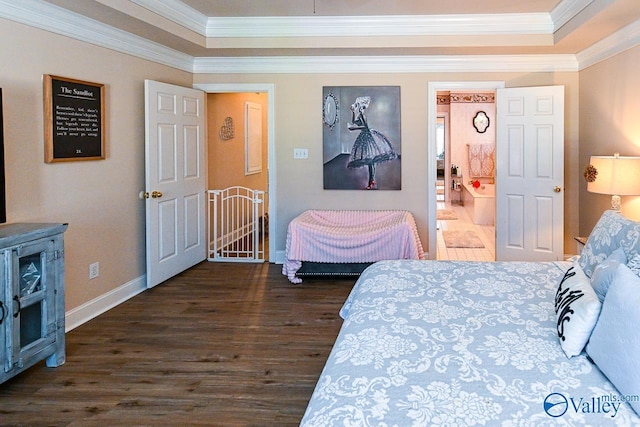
[
  {"x1": 346, "y1": 96, "x2": 398, "y2": 189},
  {"x1": 322, "y1": 86, "x2": 401, "y2": 190}
]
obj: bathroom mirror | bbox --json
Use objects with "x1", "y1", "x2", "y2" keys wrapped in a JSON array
[{"x1": 473, "y1": 110, "x2": 490, "y2": 133}]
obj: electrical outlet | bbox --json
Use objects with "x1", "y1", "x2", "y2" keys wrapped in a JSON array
[{"x1": 89, "y1": 262, "x2": 99, "y2": 280}]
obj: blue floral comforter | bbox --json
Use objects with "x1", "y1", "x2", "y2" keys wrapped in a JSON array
[{"x1": 301, "y1": 260, "x2": 640, "y2": 426}]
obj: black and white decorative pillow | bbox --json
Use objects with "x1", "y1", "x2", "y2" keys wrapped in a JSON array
[{"x1": 555, "y1": 261, "x2": 602, "y2": 358}]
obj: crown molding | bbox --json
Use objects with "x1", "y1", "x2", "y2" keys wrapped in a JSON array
[
  {"x1": 577, "y1": 19, "x2": 640, "y2": 70},
  {"x1": 550, "y1": 0, "x2": 594, "y2": 31},
  {"x1": 0, "y1": 0, "x2": 194, "y2": 72},
  {"x1": 193, "y1": 54, "x2": 579, "y2": 74},
  {"x1": 2, "y1": 0, "x2": 638, "y2": 75},
  {"x1": 205, "y1": 13, "x2": 553, "y2": 38},
  {"x1": 125, "y1": 0, "x2": 557, "y2": 38},
  {"x1": 134, "y1": 0, "x2": 581, "y2": 38},
  {"x1": 131, "y1": 0, "x2": 208, "y2": 34}
]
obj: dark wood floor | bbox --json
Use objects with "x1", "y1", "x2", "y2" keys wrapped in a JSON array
[{"x1": 0, "y1": 262, "x2": 356, "y2": 426}]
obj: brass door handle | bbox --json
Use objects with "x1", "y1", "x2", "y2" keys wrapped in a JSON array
[
  {"x1": 554, "y1": 186, "x2": 562, "y2": 193},
  {"x1": 151, "y1": 191, "x2": 163, "y2": 198}
]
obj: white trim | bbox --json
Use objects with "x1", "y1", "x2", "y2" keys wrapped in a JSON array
[
  {"x1": 577, "y1": 19, "x2": 640, "y2": 70},
  {"x1": 206, "y1": 13, "x2": 552, "y2": 38},
  {"x1": 194, "y1": 83, "x2": 277, "y2": 263},
  {"x1": 550, "y1": 0, "x2": 595, "y2": 31},
  {"x1": 427, "y1": 81, "x2": 505, "y2": 260},
  {"x1": 131, "y1": 0, "x2": 208, "y2": 34},
  {"x1": 193, "y1": 54, "x2": 579, "y2": 74},
  {"x1": 65, "y1": 275, "x2": 147, "y2": 332},
  {"x1": 0, "y1": 0, "x2": 637, "y2": 74}
]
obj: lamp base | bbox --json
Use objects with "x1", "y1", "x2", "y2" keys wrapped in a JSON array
[{"x1": 611, "y1": 194, "x2": 621, "y2": 210}]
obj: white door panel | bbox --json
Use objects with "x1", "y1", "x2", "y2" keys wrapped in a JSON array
[
  {"x1": 145, "y1": 80, "x2": 206, "y2": 288},
  {"x1": 496, "y1": 86, "x2": 564, "y2": 261}
]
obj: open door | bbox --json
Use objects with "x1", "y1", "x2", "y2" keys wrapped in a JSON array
[
  {"x1": 495, "y1": 85, "x2": 564, "y2": 261},
  {"x1": 144, "y1": 80, "x2": 207, "y2": 288}
]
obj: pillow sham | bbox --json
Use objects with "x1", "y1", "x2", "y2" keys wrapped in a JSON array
[
  {"x1": 578, "y1": 210, "x2": 632, "y2": 278},
  {"x1": 586, "y1": 264, "x2": 640, "y2": 416},
  {"x1": 555, "y1": 261, "x2": 602, "y2": 358},
  {"x1": 590, "y1": 247, "x2": 627, "y2": 302},
  {"x1": 620, "y1": 221, "x2": 640, "y2": 276}
]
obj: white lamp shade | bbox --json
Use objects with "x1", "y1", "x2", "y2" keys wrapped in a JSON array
[{"x1": 587, "y1": 155, "x2": 640, "y2": 196}]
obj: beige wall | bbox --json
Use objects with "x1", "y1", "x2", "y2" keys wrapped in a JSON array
[
  {"x1": 579, "y1": 45, "x2": 640, "y2": 233},
  {"x1": 0, "y1": 18, "x2": 191, "y2": 311},
  {"x1": 195, "y1": 72, "x2": 580, "y2": 257},
  {"x1": 0, "y1": 16, "x2": 586, "y2": 317}
]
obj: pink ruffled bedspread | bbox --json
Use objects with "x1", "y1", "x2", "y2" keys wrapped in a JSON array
[{"x1": 282, "y1": 210, "x2": 425, "y2": 283}]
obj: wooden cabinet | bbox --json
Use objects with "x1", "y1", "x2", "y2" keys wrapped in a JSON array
[{"x1": 0, "y1": 223, "x2": 67, "y2": 384}]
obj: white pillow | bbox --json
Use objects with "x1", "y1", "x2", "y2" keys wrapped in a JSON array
[
  {"x1": 555, "y1": 261, "x2": 602, "y2": 358},
  {"x1": 586, "y1": 264, "x2": 640, "y2": 416}
]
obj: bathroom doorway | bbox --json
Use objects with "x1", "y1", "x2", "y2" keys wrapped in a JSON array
[{"x1": 431, "y1": 85, "x2": 499, "y2": 261}]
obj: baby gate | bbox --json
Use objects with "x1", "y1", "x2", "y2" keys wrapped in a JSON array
[{"x1": 208, "y1": 187, "x2": 266, "y2": 262}]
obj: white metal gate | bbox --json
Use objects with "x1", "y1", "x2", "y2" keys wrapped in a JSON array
[{"x1": 208, "y1": 186, "x2": 266, "y2": 262}]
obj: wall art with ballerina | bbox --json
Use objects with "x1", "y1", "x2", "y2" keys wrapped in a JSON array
[{"x1": 322, "y1": 86, "x2": 401, "y2": 190}]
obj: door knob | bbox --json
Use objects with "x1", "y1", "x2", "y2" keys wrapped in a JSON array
[
  {"x1": 554, "y1": 186, "x2": 562, "y2": 193},
  {"x1": 151, "y1": 191, "x2": 163, "y2": 198},
  {"x1": 139, "y1": 191, "x2": 149, "y2": 199}
]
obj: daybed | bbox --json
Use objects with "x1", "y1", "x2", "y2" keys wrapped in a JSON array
[
  {"x1": 302, "y1": 210, "x2": 640, "y2": 425},
  {"x1": 282, "y1": 210, "x2": 424, "y2": 284}
]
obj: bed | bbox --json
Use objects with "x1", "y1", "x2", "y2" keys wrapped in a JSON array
[
  {"x1": 302, "y1": 210, "x2": 640, "y2": 425},
  {"x1": 282, "y1": 210, "x2": 424, "y2": 284}
]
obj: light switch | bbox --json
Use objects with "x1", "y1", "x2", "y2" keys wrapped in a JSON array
[{"x1": 293, "y1": 148, "x2": 308, "y2": 159}]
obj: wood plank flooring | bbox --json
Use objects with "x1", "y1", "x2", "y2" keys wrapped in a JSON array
[{"x1": 0, "y1": 262, "x2": 355, "y2": 426}]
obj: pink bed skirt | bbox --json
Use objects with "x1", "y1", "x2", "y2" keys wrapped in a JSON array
[{"x1": 282, "y1": 210, "x2": 425, "y2": 283}]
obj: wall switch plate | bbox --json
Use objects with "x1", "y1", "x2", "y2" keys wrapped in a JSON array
[
  {"x1": 293, "y1": 148, "x2": 308, "y2": 159},
  {"x1": 89, "y1": 262, "x2": 99, "y2": 279}
]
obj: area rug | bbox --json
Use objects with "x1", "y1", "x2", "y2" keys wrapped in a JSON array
[
  {"x1": 436, "y1": 209, "x2": 458, "y2": 220},
  {"x1": 442, "y1": 230, "x2": 485, "y2": 248}
]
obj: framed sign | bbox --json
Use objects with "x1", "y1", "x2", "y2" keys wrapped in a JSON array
[{"x1": 44, "y1": 75, "x2": 105, "y2": 162}]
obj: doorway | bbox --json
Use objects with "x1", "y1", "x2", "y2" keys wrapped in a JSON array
[
  {"x1": 194, "y1": 83, "x2": 276, "y2": 263},
  {"x1": 427, "y1": 81, "x2": 505, "y2": 261}
]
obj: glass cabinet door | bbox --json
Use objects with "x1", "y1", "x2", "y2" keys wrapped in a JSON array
[{"x1": 5, "y1": 239, "x2": 56, "y2": 372}]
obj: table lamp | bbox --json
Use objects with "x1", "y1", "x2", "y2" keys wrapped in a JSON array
[{"x1": 585, "y1": 153, "x2": 640, "y2": 210}]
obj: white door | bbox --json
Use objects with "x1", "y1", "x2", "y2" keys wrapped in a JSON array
[
  {"x1": 144, "y1": 80, "x2": 206, "y2": 288},
  {"x1": 495, "y1": 85, "x2": 564, "y2": 261}
]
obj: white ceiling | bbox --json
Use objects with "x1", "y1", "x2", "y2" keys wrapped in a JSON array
[{"x1": 180, "y1": 0, "x2": 563, "y2": 17}]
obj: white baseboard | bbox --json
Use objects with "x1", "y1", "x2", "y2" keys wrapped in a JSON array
[{"x1": 65, "y1": 275, "x2": 147, "y2": 332}]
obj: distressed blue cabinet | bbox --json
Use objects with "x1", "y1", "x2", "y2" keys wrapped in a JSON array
[{"x1": 0, "y1": 223, "x2": 67, "y2": 384}]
